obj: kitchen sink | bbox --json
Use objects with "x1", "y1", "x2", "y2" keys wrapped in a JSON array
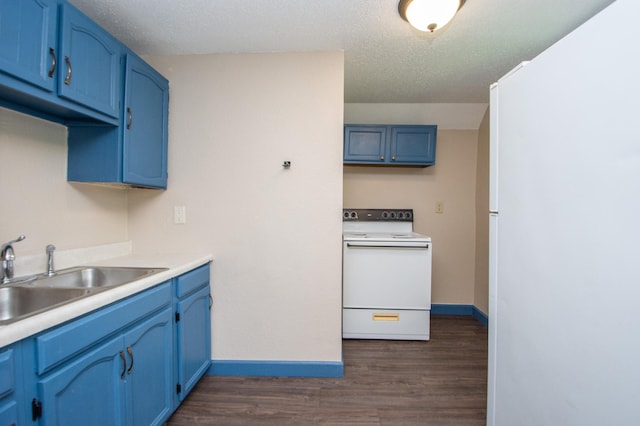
[
  {"x1": 28, "y1": 266, "x2": 168, "y2": 289},
  {"x1": 0, "y1": 286, "x2": 90, "y2": 325},
  {"x1": 0, "y1": 266, "x2": 168, "y2": 325}
]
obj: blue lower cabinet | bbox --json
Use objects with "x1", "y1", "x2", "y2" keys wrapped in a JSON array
[
  {"x1": 125, "y1": 307, "x2": 174, "y2": 426},
  {"x1": 2, "y1": 264, "x2": 211, "y2": 425},
  {"x1": 38, "y1": 336, "x2": 125, "y2": 426},
  {"x1": 176, "y1": 285, "x2": 211, "y2": 401},
  {"x1": 0, "y1": 346, "x2": 19, "y2": 426},
  {"x1": 34, "y1": 287, "x2": 176, "y2": 425}
]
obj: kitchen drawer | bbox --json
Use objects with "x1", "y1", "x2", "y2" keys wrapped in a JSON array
[
  {"x1": 0, "y1": 348, "x2": 14, "y2": 398},
  {"x1": 36, "y1": 282, "x2": 171, "y2": 375},
  {"x1": 176, "y1": 263, "x2": 210, "y2": 298},
  {"x1": 343, "y1": 308, "x2": 430, "y2": 341}
]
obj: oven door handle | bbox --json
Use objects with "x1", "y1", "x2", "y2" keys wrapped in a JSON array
[{"x1": 346, "y1": 242, "x2": 429, "y2": 249}]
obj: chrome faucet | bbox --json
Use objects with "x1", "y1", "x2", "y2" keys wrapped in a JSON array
[
  {"x1": 46, "y1": 244, "x2": 56, "y2": 276},
  {"x1": 1, "y1": 235, "x2": 26, "y2": 283}
]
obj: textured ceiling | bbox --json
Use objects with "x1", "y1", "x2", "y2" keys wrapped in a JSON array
[{"x1": 68, "y1": 0, "x2": 614, "y2": 103}]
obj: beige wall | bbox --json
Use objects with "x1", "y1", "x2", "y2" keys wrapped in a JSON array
[
  {"x1": 0, "y1": 108, "x2": 128, "y2": 256},
  {"x1": 344, "y1": 104, "x2": 485, "y2": 305},
  {"x1": 130, "y1": 52, "x2": 345, "y2": 362},
  {"x1": 474, "y1": 109, "x2": 490, "y2": 314}
]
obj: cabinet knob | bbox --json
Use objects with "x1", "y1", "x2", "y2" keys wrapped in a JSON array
[
  {"x1": 392, "y1": 156, "x2": 396, "y2": 161},
  {"x1": 380, "y1": 156, "x2": 384, "y2": 160}
]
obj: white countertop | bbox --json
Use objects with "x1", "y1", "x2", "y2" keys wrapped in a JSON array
[{"x1": 0, "y1": 252, "x2": 213, "y2": 347}]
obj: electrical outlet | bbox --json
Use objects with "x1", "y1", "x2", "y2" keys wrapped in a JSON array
[
  {"x1": 174, "y1": 206, "x2": 186, "y2": 224},
  {"x1": 435, "y1": 201, "x2": 444, "y2": 214}
]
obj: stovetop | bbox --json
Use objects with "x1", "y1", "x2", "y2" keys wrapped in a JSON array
[{"x1": 342, "y1": 209, "x2": 431, "y2": 242}]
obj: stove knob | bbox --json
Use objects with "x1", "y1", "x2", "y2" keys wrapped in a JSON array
[
  {"x1": 343, "y1": 211, "x2": 350, "y2": 219},
  {"x1": 406, "y1": 211, "x2": 412, "y2": 220},
  {"x1": 381, "y1": 211, "x2": 389, "y2": 219},
  {"x1": 398, "y1": 211, "x2": 405, "y2": 219},
  {"x1": 350, "y1": 211, "x2": 358, "y2": 219},
  {"x1": 389, "y1": 211, "x2": 397, "y2": 219}
]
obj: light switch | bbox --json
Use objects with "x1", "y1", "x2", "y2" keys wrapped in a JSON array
[
  {"x1": 174, "y1": 206, "x2": 186, "y2": 224},
  {"x1": 435, "y1": 201, "x2": 444, "y2": 214}
]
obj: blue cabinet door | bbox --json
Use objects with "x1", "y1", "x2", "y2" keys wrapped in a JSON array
[
  {"x1": 38, "y1": 336, "x2": 126, "y2": 426},
  {"x1": 0, "y1": 346, "x2": 18, "y2": 426},
  {"x1": 389, "y1": 125, "x2": 437, "y2": 165},
  {"x1": 122, "y1": 53, "x2": 169, "y2": 188},
  {"x1": 125, "y1": 307, "x2": 173, "y2": 426},
  {"x1": 0, "y1": 0, "x2": 57, "y2": 92},
  {"x1": 176, "y1": 285, "x2": 211, "y2": 401},
  {"x1": 344, "y1": 124, "x2": 437, "y2": 166},
  {"x1": 344, "y1": 126, "x2": 387, "y2": 163},
  {"x1": 58, "y1": 3, "x2": 121, "y2": 119}
]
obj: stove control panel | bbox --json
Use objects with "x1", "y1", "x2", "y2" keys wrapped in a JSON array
[{"x1": 343, "y1": 209, "x2": 413, "y2": 222}]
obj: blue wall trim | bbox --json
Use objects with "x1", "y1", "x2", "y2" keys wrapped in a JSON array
[
  {"x1": 431, "y1": 304, "x2": 473, "y2": 315},
  {"x1": 208, "y1": 360, "x2": 344, "y2": 378},
  {"x1": 432, "y1": 304, "x2": 488, "y2": 328},
  {"x1": 472, "y1": 306, "x2": 489, "y2": 328}
]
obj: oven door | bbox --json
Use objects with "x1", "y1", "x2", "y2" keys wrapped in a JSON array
[{"x1": 342, "y1": 240, "x2": 431, "y2": 309}]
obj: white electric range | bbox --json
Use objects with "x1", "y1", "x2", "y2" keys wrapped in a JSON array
[{"x1": 342, "y1": 209, "x2": 432, "y2": 341}]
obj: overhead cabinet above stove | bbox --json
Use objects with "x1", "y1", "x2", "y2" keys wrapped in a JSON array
[{"x1": 343, "y1": 125, "x2": 437, "y2": 166}]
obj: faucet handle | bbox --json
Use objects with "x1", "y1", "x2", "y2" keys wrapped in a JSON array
[
  {"x1": 1, "y1": 235, "x2": 25, "y2": 282},
  {"x1": 46, "y1": 244, "x2": 56, "y2": 253},
  {"x1": 2, "y1": 235, "x2": 25, "y2": 249}
]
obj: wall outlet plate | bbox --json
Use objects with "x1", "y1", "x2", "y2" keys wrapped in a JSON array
[{"x1": 174, "y1": 206, "x2": 186, "y2": 224}]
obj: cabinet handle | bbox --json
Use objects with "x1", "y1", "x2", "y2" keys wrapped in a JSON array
[
  {"x1": 380, "y1": 156, "x2": 385, "y2": 160},
  {"x1": 119, "y1": 350, "x2": 126, "y2": 379},
  {"x1": 126, "y1": 107, "x2": 133, "y2": 129},
  {"x1": 209, "y1": 294, "x2": 213, "y2": 311},
  {"x1": 48, "y1": 48, "x2": 56, "y2": 78},
  {"x1": 64, "y1": 56, "x2": 72, "y2": 85},
  {"x1": 126, "y1": 346, "x2": 134, "y2": 375}
]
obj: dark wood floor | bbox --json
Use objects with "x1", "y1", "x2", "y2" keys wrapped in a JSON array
[{"x1": 167, "y1": 315, "x2": 488, "y2": 425}]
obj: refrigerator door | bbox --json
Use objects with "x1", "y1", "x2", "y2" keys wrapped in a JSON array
[
  {"x1": 489, "y1": 83, "x2": 499, "y2": 212},
  {"x1": 490, "y1": 1, "x2": 640, "y2": 424},
  {"x1": 489, "y1": 62, "x2": 528, "y2": 213},
  {"x1": 487, "y1": 212, "x2": 499, "y2": 426}
]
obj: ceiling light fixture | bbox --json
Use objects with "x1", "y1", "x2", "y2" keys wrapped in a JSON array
[{"x1": 398, "y1": 0, "x2": 466, "y2": 32}]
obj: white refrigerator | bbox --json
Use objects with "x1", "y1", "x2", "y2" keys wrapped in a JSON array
[{"x1": 487, "y1": 0, "x2": 640, "y2": 425}]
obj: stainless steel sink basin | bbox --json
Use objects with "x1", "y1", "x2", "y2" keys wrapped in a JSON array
[
  {"x1": 0, "y1": 266, "x2": 168, "y2": 325},
  {"x1": 0, "y1": 286, "x2": 90, "y2": 325},
  {"x1": 30, "y1": 266, "x2": 168, "y2": 289}
]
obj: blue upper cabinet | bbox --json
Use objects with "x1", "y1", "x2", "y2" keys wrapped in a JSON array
[
  {"x1": 123, "y1": 53, "x2": 169, "y2": 188},
  {"x1": 343, "y1": 126, "x2": 388, "y2": 163},
  {"x1": 58, "y1": 3, "x2": 121, "y2": 120},
  {"x1": 67, "y1": 52, "x2": 169, "y2": 189},
  {"x1": 344, "y1": 124, "x2": 437, "y2": 166},
  {"x1": 0, "y1": 0, "x2": 57, "y2": 92},
  {"x1": 390, "y1": 126, "x2": 437, "y2": 165},
  {"x1": 0, "y1": 1, "x2": 122, "y2": 124},
  {"x1": 1, "y1": 0, "x2": 169, "y2": 188}
]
